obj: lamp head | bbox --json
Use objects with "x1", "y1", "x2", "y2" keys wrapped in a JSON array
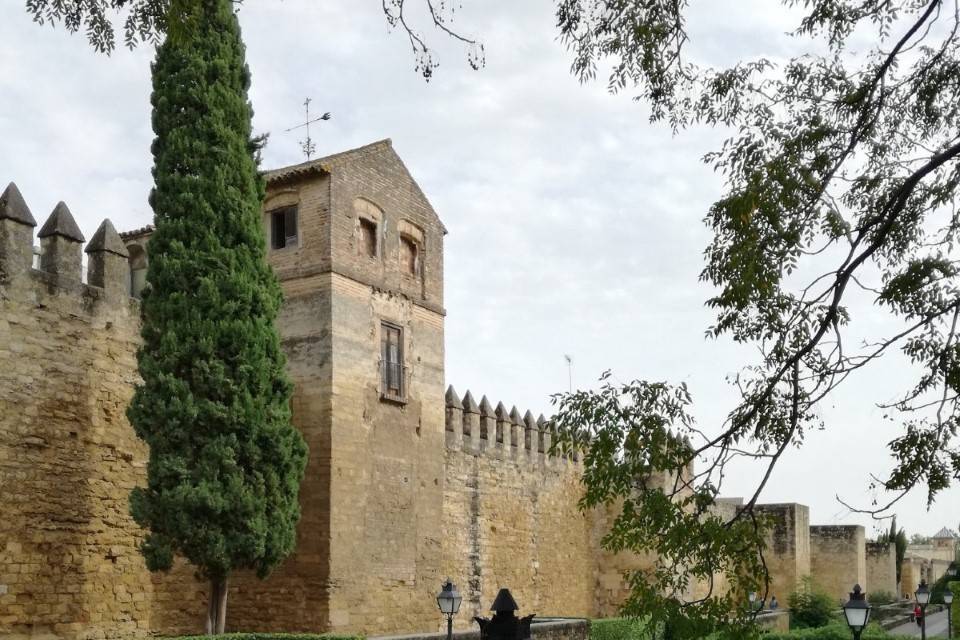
[
  {"x1": 842, "y1": 584, "x2": 871, "y2": 633},
  {"x1": 437, "y1": 579, "x2": 462, "y2": 615}
]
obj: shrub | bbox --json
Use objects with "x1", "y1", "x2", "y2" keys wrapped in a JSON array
[
  {"x1": 590, "y1": 617, "x2": 646, "y2": 640},
  {"x1": 764, "y1": 620, "x2": 901, "y2": 640},
  {"x1": 930, "y1": 566, "x2": 959, "y2": 604},
  {"x1": 788, "y1": 578, "x2": 837, "y2": 629},
  {"x1": 168, "y1": 635, "x2": 363, "y2": 640},
  {"x1": 868, "y1": 590, "x2": 896, "y2": 606}
]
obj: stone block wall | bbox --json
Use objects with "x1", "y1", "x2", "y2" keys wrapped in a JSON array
[
  {"x1": 755, "y1": 504, "x2": 811, "y2": 603},
  {"x1": 441, "y1": 389, "x2": 594, "y2": 628},
  {"x1": 865, "y1": 542, "x2": 897, "y2": 596},
  {"x1": 809, "y1": 525, "x2": 865, "y2": 603}
]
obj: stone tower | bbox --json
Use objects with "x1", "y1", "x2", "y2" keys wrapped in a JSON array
[
  {"x1": 264, "y1": 139, "x2": 447, "y2": 633},
  {"x1": 123, "y1": 139, "x2": 447, "y2": 634}
]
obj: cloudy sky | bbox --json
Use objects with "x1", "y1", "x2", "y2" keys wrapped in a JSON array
[{"x1": 1, "y1": 0, "x2": 956, "y2": 539}]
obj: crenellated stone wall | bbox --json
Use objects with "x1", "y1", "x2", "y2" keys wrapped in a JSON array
[{"x1": 440, "y1": 388, "x2": 593, "y2": 628}]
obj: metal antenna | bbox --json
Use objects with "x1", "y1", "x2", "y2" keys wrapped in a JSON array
[
  {"x1": 284, "y1": 97, "x2": 331, "y2": 160},
  {"x1": 563, "y1": 354, "x2": 573, "y2": 392}
]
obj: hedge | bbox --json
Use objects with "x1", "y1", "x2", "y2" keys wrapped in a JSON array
[
  {"x1": 764, "y1": 621, "x2": 911, "y2": 640},
  {"x1": 168, "y1": 634, "x2": 363, "y2": 640},
  {"x1": 590, "y1": 617, "x2": 647, "y2": 640}
]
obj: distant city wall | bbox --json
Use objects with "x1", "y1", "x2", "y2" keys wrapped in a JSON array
[
  {"x1": 756, "y1": 504, "x2": 810, "y2": 604},
  {"x1": 865, "y1": 542, "x2": 897, "y2": 596},
  {"x1": 810, "y1": 525, "x2": 865, "y2": 602}
]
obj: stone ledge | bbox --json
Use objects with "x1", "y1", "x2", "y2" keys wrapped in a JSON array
[{"x1": 371, "y1": 618, "x2": 590, "y2": 640}]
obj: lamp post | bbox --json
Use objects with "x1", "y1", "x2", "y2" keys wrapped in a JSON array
[
  {"x1": 916, "y1": 579, "x2": 931, "y2": 640},
  {"x1": 748, "y1": 591, "x2": 757, "y2": 613},
  {"x1": 842, "y1": 584, "x2": 871, "y2": 640},
  {"x1": 437, "y1": 579, "x2": 463, "y2": 640},
  {"x1": 944, "y1": 585, "x2": 954, "y2": 639}
]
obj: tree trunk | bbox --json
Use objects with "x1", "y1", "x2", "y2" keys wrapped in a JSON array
[{"x1": 206, "y1": 576, "x2": 229, "y2": 635}]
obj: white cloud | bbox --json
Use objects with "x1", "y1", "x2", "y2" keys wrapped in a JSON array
[{"x1": 1, "y1": 0, "x2": 955, "y2": 538}]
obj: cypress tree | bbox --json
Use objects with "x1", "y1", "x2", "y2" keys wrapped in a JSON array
[{"x1": 127, "y1": 0, "x2": 307, "y2": 633}]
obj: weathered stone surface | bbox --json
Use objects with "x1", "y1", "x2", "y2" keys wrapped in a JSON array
[
  {"x1": 866, "y1": 542, "x2": 897, "y2": 596},
  {"x1": 809, "y1": 525, "x2": 866, "y2": 602},
  {"x1": 0, "y1": 182, "x2": 36, "y2": 226},
  {"x1": 38, "y1": 201, "x2": 84, "y2": 242}
]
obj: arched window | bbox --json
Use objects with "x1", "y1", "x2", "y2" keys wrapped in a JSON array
[
  {"x1": 128, "y1": 244, "x2": 148, "y2": 298},
  {"x1": 354, "y1": 198, "x2": 384, "y2": 259},
  {"x1": 398, "y1": 220, "x2": 424, "y2": 277}
]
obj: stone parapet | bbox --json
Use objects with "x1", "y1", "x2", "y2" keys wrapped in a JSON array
[{"x1": 444, "y1": 385, "x2": 577, "y2": 468}]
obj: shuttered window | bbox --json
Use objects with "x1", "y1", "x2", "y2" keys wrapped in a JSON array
[
  {"x1": 381, "y1": 323, "x2": 403, "y2": 399},
  {"x1": 270, "y1": 206, "x2": 298, "y2": 250}
]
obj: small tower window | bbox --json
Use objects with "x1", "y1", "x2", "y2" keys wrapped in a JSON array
[
  {"x1": 270, "y1": 206, "x2": 298, "y2": 250},
  {"x1": 381, "y1": 322, "x2": 404, "y2": 400},
  {"x1": 400, "y1": 235, "x2": 419, "y2": 276},
  {"x1": 128, "y1": 244, "x2": 148, "y2": 298},
  {"x1": 360, "y1": 217, "x2": 378, "y2": 258}
]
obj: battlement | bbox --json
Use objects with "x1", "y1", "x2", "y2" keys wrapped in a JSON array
[
  {"x1": 0, "y1": 182, "x2": 135, "y2": 317},
  {"x1": 443, "y1": 385, "x2": 578, "y2": 467}
]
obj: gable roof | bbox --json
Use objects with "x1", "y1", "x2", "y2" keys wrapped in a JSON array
[
  {"x1": 933, "y1": 527, "x2": 957, "y2": 539},
  {"x1": 121, "y1": 139, "x2": 445, "y2": 238},
  {"x1": 262, "y1": 139, "x2": 393, "y2": 183},
  {"x1": 263, "y1": 138, "x2": 445, "y2": 233}
]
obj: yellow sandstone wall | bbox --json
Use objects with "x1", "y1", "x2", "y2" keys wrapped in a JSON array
[
  {"x1": 865, "y1": 542, "x2": 897, "y2": 597},
  {"x1": 441, "y1": 392, "x2": 594, "y2": 628},
  {"x1": 756, "y1": 504, "x2": 810, "y2": 603},
  {"x1": 809, "y1": 525, "x2": 865, "y2": 603}
]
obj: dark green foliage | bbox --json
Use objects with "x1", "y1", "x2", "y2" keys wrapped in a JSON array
[
  {"x1": 868, "y1": 590, "x2": 896, "y2": 607},
  {"x1": 787, "y1": 578, "x2": 836, "y2": 629},
  {"x1": 952, "y1": 582, "x2": 960, "y2": 633},
  {"x1": 876, "y1": 519, "x2": 908, "y2": 586},
  {"x1": 168, "y1": 635, "x2": 363, "y2": 640},
  {"x1": 590, "y1": 617, "x2": 647, "y2": 640},
  {"x1": 127, "y1": 0, "x2": 307, "y2": 608},
  {"x1": 929, "y1": 564, "x2": 959, "y2": 604},
  {"x1": 764, "y1": 621, "x2": 906, "y2": 640},
  {"x1": 552, "y1": 374, "x2": 768, "y2": 640}
]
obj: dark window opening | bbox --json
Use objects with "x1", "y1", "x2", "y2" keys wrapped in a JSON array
[
  {"x1": 400, "y1": 235, "x2": 419, "y2": 276},
  {"x1": 271, "y1": 206, "x2": 298, "y2": 250},
  {"x1": 360, "y1": 218, "x2": 378, "y2": 258},
  {"x1": 381, "y1": 323, "x2": 404, "y2": 399}
]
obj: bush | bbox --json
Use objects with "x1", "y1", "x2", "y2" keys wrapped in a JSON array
[
  {"x1": 930, "y1": 566, "x2": 959, "y2": 604},
  {"x1": 590, "y1": 617, "x2": 646, "y2": 640},
  {"x1": 868, "y1": 590, "x2": 896, "y2": 606},
  {"x1": 788, "y1": 578, "x2": 837, "y2": 629},
  {"x1": 168, "y1": 635, "x2": 363, "y2": 640},
  {"x1": 764, "y1": 620, "x2": 903, "y2": 640}
]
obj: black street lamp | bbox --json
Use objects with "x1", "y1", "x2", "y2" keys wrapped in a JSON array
[
  {"x1": 916, "y1": 579, "x2": 931, "y2": 640},
  {"x1": 437, "y1": 579, "x2": 463, "y2": 640},
  {"x1": 748, "y1": 591, "x2": 757, "y2": 613},
  {"x1": 944, "y1": 585, "x2": 953, "y2": 639},
  {"x1": 842, "y1": 584, "x2": 871, "y2": 640}
]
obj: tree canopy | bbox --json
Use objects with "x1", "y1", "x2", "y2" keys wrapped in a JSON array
[
  {"x1": 551, "y1": 0, "x2": 960, "y2": 634},
  {"x1": 126, "y1": 0, "x2": 307, "y2": 633}
]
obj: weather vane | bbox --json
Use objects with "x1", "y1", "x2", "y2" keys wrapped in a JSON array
[{"x1": 284, "y1": 98, "x2": 331, "y2": 160}]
